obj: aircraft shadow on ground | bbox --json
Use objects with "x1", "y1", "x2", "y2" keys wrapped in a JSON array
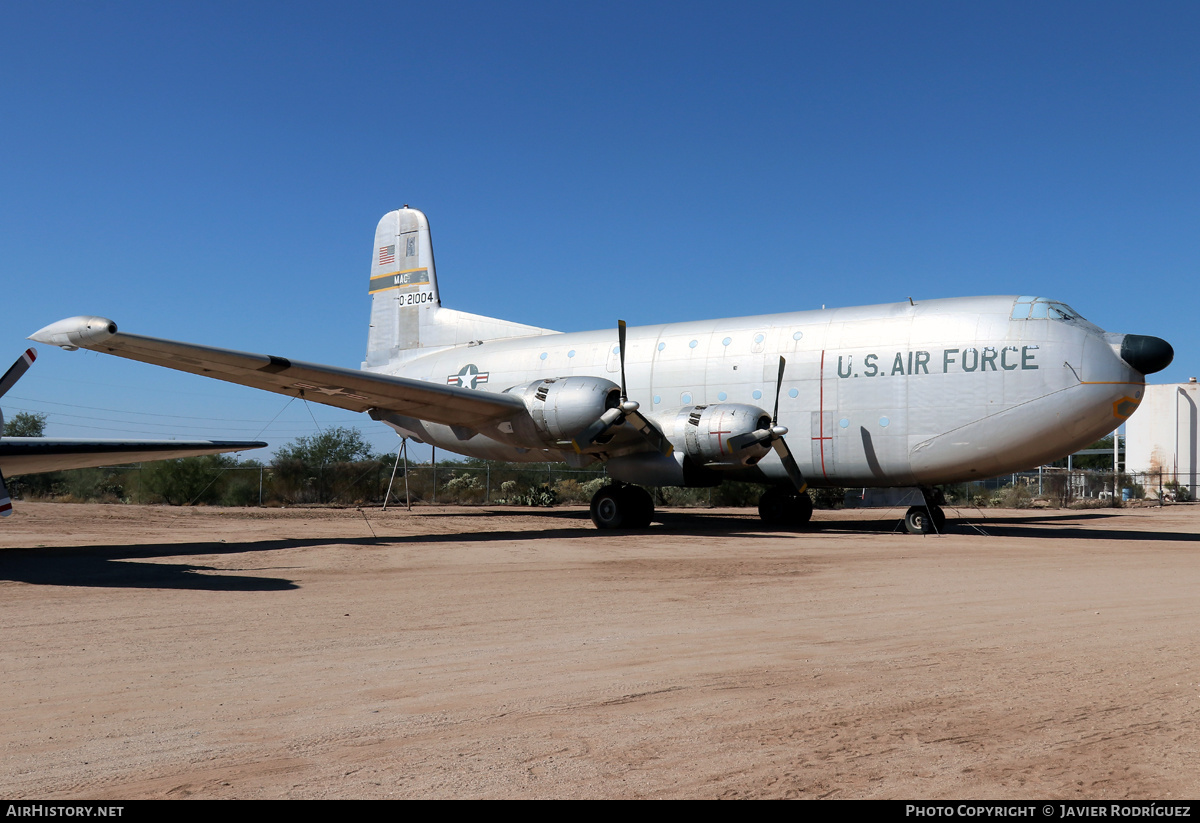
[
  {"x1": 374, "y1": 508, "x2": 1200, "y2": 542},
  {"x1": 0, "y1": 539, "x2": 347, "y2": 591},
  {"x1": 953, "y1": 523, "x2": 1200, "y2": 542},
  {"x1": 0, "y1": 514, "x2": 803, "y2": 591},
  {"x1": 916, "y1": 509, "x2": 1200, "y2": 542},
  {"x1": 4, "y1": 508, "x2": 1193, "y2": 591},
  {"x1": 388, "y1": 507, "x2": 800, "y2": 539}
]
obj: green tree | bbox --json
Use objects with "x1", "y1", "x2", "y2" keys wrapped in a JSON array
[
  {"x1": 140, "y1": 454, "x2": 237, "y2": 505},
  {"x1": 275, "y1": 427, "x2": 372, "y2": 465},
  {"x1": 221, "y1": 458, "x2": 268, "y2": 506},
  {"x1": 271, "y1": 427, "x2": 381, "y2": 504},
  {"x1": 5, "y1": 411, "x2": 47, "y2": 437},
  {"x1": 5, "y1": 412, "x2": 54, "y2": 498}
]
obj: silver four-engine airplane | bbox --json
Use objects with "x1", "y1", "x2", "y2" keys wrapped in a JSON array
[
  {"x1": 31, "y1": 207, "x2": 1173, "y2": 532},
  {"x1": 0, "y1": 348, "x2": 265, "y2": 517}
]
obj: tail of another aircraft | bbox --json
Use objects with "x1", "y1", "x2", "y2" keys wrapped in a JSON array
[{"x1": 364, "y1": 207, "x2": 554, "y2": 367}]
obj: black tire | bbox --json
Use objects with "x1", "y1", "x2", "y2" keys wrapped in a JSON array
[
  {"x1": 590, "y1": 485, "x2": 654, "y2": 530},
  {"x1": 794, "y1": 490, "x2": 814, "y2": 524},
  {"x1": 621, "y1": 486, "x2": 655, "y2": 529},
  {"x1": 931, "y1": 504, "x2": 947, "y2": 532},
  {"x1": 758, "y1": 486, "x2": 814, "y2": 526},
  {"x1": 904, "y1": 505, "x2": 935, "y2": 535},
  {"x1": 758, "y1": 486, "x2": 789, "y2": 524},
  {"x1": 590, "y1": 485, "x2": 626, "y2": 529}
]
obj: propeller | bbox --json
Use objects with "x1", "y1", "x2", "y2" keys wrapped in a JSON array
[
  {"x1": 727, "y1": 356, "x2": 808, "y2": 493},
  {"x1": 0, "y1": 348, "x2": 37, "y2": 517},
  {"x1": 572, "y1": 320, "x2": 673, "y2": 456}
]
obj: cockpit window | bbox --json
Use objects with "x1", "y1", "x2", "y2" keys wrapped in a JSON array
[
  {"x1": 1012, "y1": 296, "x2": 1036, "y2": 319},
  {"x1": 1011, "y1": 296, "x2": 1085, "y2": 323}
]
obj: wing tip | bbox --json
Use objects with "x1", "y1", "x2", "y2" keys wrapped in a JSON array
[{"x1": 29, "y1": 316, "x2": 118, "y2": 350}]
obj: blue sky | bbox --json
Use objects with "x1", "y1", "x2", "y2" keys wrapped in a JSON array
[{"x1": 2, "y1": 1, "x2": 1196, "y2": 460}]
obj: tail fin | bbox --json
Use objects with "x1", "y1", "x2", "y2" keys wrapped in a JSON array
[
  {"x1": 366, "y1": 208, "x2": 440, "y2": 365},
  {"x1": 365, "y1": 207, "x2": 555, "y2": 367}
]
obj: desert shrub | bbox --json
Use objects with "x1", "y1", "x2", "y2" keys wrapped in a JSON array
[
  {"x1": 440, "y1": 471, "x2": 486, "y2": 504},
  {"x1": 1165, "y1": 481, "x2": 1192, "y2": 503},
  {"x1": 810, "y1": 486, "x2": 845, "y2": 509},
  {"x1": 553, "y1": 479, "x2": 591, "y2": 504},
  {"x1": 991, "y1": 484, "x2": 1032, "y2": 509},
  {"x1": 499, "y1": 483, "x2": 557, "y2": 506}
]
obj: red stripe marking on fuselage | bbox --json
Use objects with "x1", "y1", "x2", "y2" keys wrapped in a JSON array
[{"x1": 813, "y1": 349, "x2": 830, "y2": 478}]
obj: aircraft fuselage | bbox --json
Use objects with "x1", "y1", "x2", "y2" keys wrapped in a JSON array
[{"x1": 369, "y1": 294, "x2": 1145, "y2": 488}]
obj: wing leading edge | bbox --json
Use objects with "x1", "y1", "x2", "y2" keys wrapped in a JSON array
[{"x1": 29, "y1": 316, "x2": 527, "y2": 428}]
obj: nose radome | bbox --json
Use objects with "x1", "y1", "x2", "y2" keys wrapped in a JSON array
[{"x1": 1120, "y1": 334, "x2": 1174, "y2": 375}]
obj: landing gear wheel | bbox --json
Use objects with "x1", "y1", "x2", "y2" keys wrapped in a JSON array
[
  {"x1": 931, "y1": 504, "x2": 946, "y2": 532},
  {"x1": 590, "y1": 485, "x2": 625, "y2": 529},
  {"x1": 589, "y1": 484, "x2": 654, "y2": 530},
  {"x1": 758, "y1": 486, "x2": 814, "y2": 527},
  {"x1": 622, "y1": 485, "x2": 654, "y2": 529},
  {"x1": 905, "y1": 505, "x2": 940, "y2": 535}
]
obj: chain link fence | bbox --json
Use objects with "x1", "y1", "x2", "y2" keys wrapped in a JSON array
[
  {"x1": 942, "y1": 468, "x2": 1191, "y2": 508},
  {"x1": 12, "y1": 459, "x2": 1195, "y2": 509}
]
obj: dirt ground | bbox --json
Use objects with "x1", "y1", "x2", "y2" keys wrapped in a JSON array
[{"x1": 1, "y1": 501, "x2": 1198, "y2": 799}]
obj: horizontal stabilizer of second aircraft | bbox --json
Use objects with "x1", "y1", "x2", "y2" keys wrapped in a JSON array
[{"x1": 0, "y1": 438, "x2": 267, "y2": 476}]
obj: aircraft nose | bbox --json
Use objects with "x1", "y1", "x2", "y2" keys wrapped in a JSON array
[{"x1": 1120, "y1": 334, "x2": 1174, "y2": 375}]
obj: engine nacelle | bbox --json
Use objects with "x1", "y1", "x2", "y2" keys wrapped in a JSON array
[
  {"x1": 28, "y1": 316, "x2": 118, "y2": 351},
  {"x1": 504, "y1": 376, "x2": 622, "y2": 446},
  {"x1": 657, "y1": 403, "x2": 773, "y2": 469}
]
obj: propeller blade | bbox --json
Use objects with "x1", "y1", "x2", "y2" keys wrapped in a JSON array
[
  {"x1": 763, "y1": 354, "x2": 807, "y2": 491},
  {"x1": 571, "y1": 406, "x2": 625, "y2": 452},
  {"x1": 728, "y1": 428, "x2": 772, "y2": 452},
  {"x1": 0, "y1": 349, "x2": 37, "y2": 516},
  {"x1": 568, "y1": 319, "x2": 676, "y2": 458},
  {"x1": 773, "y1": 356, "x2": 786, "y2": 425},
  {"x1": 617, "y1": 320, "x2": 628, "y2": 401},
  {"x1": 772, "y1": 437, "x2": 808, "y2": 493},
  {"x1": 730, "y1": 422, "x2": 789, "y2": 454},
  {"x1": 624, "y1": 406, "x2": 674, "y2": 457},
  {"x1": 0, "y1": 348, "x2": 36, "y2": 400}
]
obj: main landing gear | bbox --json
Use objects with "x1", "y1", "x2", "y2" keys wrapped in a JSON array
[
  {"x1": 903, "y1": 505, "x2": 946, "y2": 534},
  {"x1": 904, "y1": 489, "x2": 947, "y2": 534},
  {"x1": 757, "y1": 485, "x2": 814, "y2": 527},
  {"x1": 590, "y1": 484, "x2": 655, "y2": 530}
]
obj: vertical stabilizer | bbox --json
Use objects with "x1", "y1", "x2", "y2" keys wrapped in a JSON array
[
  {"x1": 366, "y1": 208, "x2": 441, "y2": 366},
  {"x1": 364, "y1": 207, "x2": 557, "y2": 367}
]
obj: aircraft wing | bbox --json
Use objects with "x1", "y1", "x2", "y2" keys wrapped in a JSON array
[
  {"x1": 0, "y1": 438, "x2": 266, "y2": 476},
  {"x1": 30, "y1": 316, "x2": 527, "y2": 428}
]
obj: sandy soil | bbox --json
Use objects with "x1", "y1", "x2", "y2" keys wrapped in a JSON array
[{"x1": 1, "y1": 501, "x2": 1198, "y2": 799}]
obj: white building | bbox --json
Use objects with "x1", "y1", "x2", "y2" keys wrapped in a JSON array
[{"x1": 1125, "y1": 380, "x2": 1199, "y2": 498}]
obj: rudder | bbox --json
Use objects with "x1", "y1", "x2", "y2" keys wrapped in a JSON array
[{"x1": 366, "y1": 207, "x2": 440, "y2": 366}]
